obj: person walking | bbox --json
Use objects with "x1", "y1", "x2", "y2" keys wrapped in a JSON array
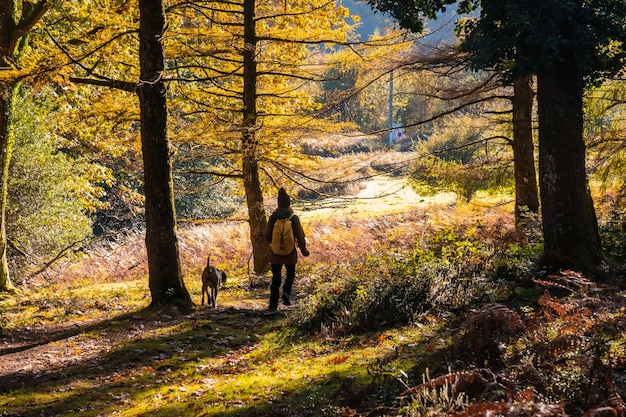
[{"x1": 264, "y1": 187, "x2": 309, "y2": 311}]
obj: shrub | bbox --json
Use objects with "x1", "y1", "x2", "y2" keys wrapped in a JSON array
[
  {"x1": 294, "y1": 221, "x2": 538, "y2": 336},
  {"x1": 8, "y1": 88, "x2": 104, "y2": 279},
  {"x1": 293, "y1": 256, "x2": 493, "y2": 335},
  {"x1": 411, "y1": 155, "x2": 513, "y2": 202},
  {"x1": 598, "y1": 206, "x2": 626, "y2": 262}
]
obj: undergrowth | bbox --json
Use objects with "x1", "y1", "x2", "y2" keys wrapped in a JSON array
[
  {"x1": 288, "y1": 206, "x2": 626, "y2": 417},
  {"x1": 2, "y1": 191, "x2": 626, "y2": 417},
  {"x1": 293, "y1": 214, "x2": 534, "y2": 336}
]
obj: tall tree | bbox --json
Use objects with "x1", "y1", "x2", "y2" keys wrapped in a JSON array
[
  {"x1": 511, "y1": 76, "x2": 539, "y2": 226},
  {"x1": 167, "y1": 0, "x2": 355, "y2": 273},
  {"x1": 240, "y1": 0, "x2": 268, "y2": 273},
  {"x1": 46, "y1": 0, "x2": 193, "y2": 309},
  {"x1": 367, "y1": 0, "x2": 626, "y2": 271},
  {"x1": 0, "y1": 0, "x2": 49, "y2": 291},
  {"x1": 138, "y1": 0, "x2": 192, "y2": 310}
]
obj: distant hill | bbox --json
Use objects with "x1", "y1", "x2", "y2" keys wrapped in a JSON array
[
  {"x1": 341, "y1": 0, "x2": 460, "y2": 45},
  {"x1": 341, "y1": 0, "x2": 390, "y2": 39}
]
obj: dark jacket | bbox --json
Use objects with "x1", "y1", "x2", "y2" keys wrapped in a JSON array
[{"x1": 264, "y1": 207, "x2": 308, "y2": 265}]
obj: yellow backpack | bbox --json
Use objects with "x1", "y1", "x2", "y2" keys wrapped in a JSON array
[{"x1": 271, "y1": 214, "x2": 295, "y2": 255}]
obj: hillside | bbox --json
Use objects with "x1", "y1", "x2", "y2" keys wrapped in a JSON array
[{"x1": 342, "y1": 0, "x2": 460, "y2": 44}]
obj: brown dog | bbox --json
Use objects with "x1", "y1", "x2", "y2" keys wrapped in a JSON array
[{"x1": 201, "y1": 255, "x2": 227, "y2": 308}]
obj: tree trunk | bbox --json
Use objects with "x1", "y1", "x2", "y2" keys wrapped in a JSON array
[
  {"x1": 536, "y1": 57, "x2": 603, "y2": 271},
  {"x1": 0, "y1": 91, "x2": 14, "y2": 291},
  {"x1": 0, "y1": 0, "x2": 48, "y2": 291},
  {"x1": 138, "y1": 0, "x2": 192, "y2": 311},
  {"x1": 0, "y1": 3, "x2": 13, "y2": 292},
  {"x1": 512, "y1": 76, "x2": 539, "y2": 226},
  {"x1": 242, "y1": 0, "x2": 270, "y2": 274},
  {"x1": 243, "y1": 152, "x2": 270, "y2": 274}
]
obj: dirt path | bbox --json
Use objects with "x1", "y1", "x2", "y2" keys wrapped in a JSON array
[
  {"x1": 0, "y1": 301, "x2": 284, "y2": 392},
  {"x1": 300, "y1": 176, "x2": 454, "y2": 220},
  {"x1": 0, "y1": 317, "x2": 141, "y2": 390}
]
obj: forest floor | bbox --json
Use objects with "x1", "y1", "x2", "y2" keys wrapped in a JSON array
[
  {"x1": 1, "y1": 174, "x2": 625, "y2": 417},
  {"x1": 0, "y1": 298, "x2": 276, "y2": 394},
  {"x1": 0, "y1": 285, "x2": 282, "y2": 391},
  {"x1": 0, "y1": 175, "x2": 448, "y2": 417}
]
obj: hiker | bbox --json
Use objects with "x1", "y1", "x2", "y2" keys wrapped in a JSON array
[{"x1": 264, "y1": 187, "x2": 309, "y2": 311}]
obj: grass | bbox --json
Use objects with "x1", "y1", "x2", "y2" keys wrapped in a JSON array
[{"x1": 1, "y1": 289, "x2": 442, "y2": 416}]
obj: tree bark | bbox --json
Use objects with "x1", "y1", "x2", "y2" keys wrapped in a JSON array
[
  {"x1": 242, "y1": 0, "x2": 270, "y2": 274},
  {"x1": 0, "y1": 2, "x2": 10, "y2": 290},
  {"x1": 511, "y1": 76, "x2": 539, "y2": 227},
  {"x1": 138, "y1": 0, "x2": 192, "y2": 310},
  {"x1": 0, "y1": 90, "x2": 14, "y2": 291},
  {"x1": 536, "y1": 57, "x2": 603, "y2": 271},
  {"x1": 0, "y1": 0, "x2": 48, "y2": 291}
]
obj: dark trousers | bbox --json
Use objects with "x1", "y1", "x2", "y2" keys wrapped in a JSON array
[{"x1": 269, "y1": 263, "x2": 296, "y2": 309}]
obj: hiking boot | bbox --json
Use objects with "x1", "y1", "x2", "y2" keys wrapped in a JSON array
[{"x1": 282, "y1": 294, "x2": 291, "y2": 306}]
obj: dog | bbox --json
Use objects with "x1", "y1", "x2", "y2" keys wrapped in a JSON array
[{"x1": 201, "y1": 255, "x2": 227, "y2": 308}]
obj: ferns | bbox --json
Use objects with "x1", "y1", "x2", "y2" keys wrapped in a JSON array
[
  {"x1": 294, "y1": 219, "x2": 528, "y2": 335},
  {"x1": 401, "y1": 369, "x2": 568, "y2": 417},
  {"x1": 292, "y1": 254, "x2": 496, "y2": 335},
  {"x1": 355, "y1": 280, "x2": 626, "y2": 417},
  {"x1": 533, "y1": 270, "x2": 598, "y2": 296},
  {"x1": 290, "y1": 203, "x2": 626, "y2": 417},
  {"x1": 401, "y1": 370, "x2": 470, "y2": 416},
  {"x1": 453, "y1": 304, "x2": 525, "y2": 370}
]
